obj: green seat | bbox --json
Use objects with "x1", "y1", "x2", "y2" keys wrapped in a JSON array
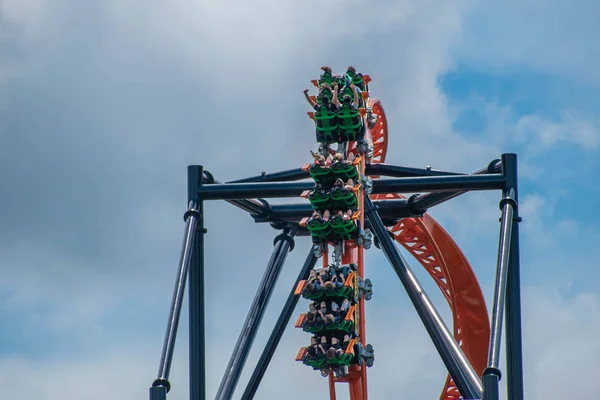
[
  {"x1": 304, "y1": 355, "x2": 328, "y2": 370},
  {"x1": 306, "y1": 218, "x2": 331, "y2": 239},
  {"x1": 329, "y1": 352, "x2": 354, "y2": 366},
  {"x1": 302, "y1": 290, "x2": 325, "y2": 301},
  {"x1": 345, "y1": 68, "x2": 366, "y2": 92},
  {"x1": 309, "y1": 164, "x2": 335, "y2": 187},
  {"x1": 308, "y1": 190, "x2": 332, "y2": 211},
  {"x1": 318, "y1": 71, "x2": 334, "y2": 87},
  {"x1": 330, "y1": 214, "x2": 358, "y2": 240},
  {"x1": 325, "y1": 285, "x2": 354, "y2": 299},
  {"x1": 339, "y1": 85, "x2": 364, "y2": 108},
  {"x1": 317, "y1": 87, "x2": 333, "y2": 104},
  {"x1": 337, "y1": 104, "x2": 363, "y2": 142},
  {"x1": 302, "y1": 319, "x2": 325, "y2": 334},
  {"x1": 330, "y1": 189, "x2": 358, "y2": 211},
  {"x1": 325, "y1": 319, "x2": 354, "y2": 334},
  {"x1": 331, "y1": 161, "x2": 358, "y2": 182},
  {"x1": 314, "y1": 103, "x2": 338, "y2": 143}
]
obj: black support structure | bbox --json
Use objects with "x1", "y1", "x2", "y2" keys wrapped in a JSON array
[
  {"x1": 148, "y1": 154, "x2": 524, "y2": 400},
  {"x1": 502, "y1": 154, "x2": 524, "y2": 400},
  {"x1": 215, "y1": 225, "x2": 298, "y2": 400},
  {"x1": 365, "y1": 196, "x2": 482, "y2": 399},
  {"x1": 188, "y1": 166, "x2": 206, "y2": 400},
  {"x1": 241, "y1": 250, "x2": 318, "y2": 400}
]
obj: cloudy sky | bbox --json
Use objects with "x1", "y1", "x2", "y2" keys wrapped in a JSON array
[{"x1": 1, "y1": 0, "x2": 599, "y2": 399}]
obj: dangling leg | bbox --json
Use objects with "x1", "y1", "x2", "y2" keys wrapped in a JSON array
[{"x1": 332, "y1": 241, "x2": 343, "y2": 266}]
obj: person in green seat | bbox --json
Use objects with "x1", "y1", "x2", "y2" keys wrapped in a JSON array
[
  {"x1": 304, "y1": 268, "x2": 325, "y2": 295},
  {"x1": 304, "y1": 86, "x2": 339, "y2": 144},
  {"x1": 345, "y1": 66, "x2": 366, "y2": 92},
  {"x1": 332, "y1": 83, "x2": 363, "y2": 142},
  {"x1": 316, "y1": 83, "x2": 334, "y2": 104},
  {"x1": 330, "y1": 179, "x2": 358, "y2": 211},
  {"x1": 331, "y1": 153, "x2": 359, "y2": 182},
  {"x1": 318, "y1": 66, "x2": 335, "y2": 87}
]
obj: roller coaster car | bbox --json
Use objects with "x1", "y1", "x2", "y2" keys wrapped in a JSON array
[
  {"x1": 308, "y1": 163, "x2": 335, "y2": 188},
  {"x1": 297, "y1": 304, "x2": 357, "y2": 335},
  {"x1": 300, "y1": 270, "x2": 358, "y2": 301},
  {"x1": 296, "y1": 338, "x2": 363, "y2": 371}
]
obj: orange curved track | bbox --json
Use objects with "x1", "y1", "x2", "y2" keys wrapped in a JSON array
[{"x1": 358, "y1": 98, "x2": 490, "y2": 399}]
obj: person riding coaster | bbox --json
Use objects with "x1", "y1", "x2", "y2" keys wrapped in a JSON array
[
  {"x1": 308, "y1": 151, "x2": 336, "y2": 188},
  {"x1": 345, "y1": 66, "x2": 367, "y2": 92},
  {"x1": 302, "y1": 335, "x2": 361, "y2": 374},
  {"x1": 332, "y1": 83, "x2": 365, "y2": 143},
  {"x1": 338, "y1": 83, "x2": 365, "y2": 109},
  {"x1": 331, "y1": 152, "x2": 359, "y2": 182},
  {"x1": 304, "y1": 88, "x2": 339, "y2": 144},
  {"x1": 303, "y1": 300, "x2": 354, "y2": 334},
  {"x1": 302, "y1": 266, "x2": 357, "y2": 301},
  {"x1": 308, "y1": 188, "x2": 333, "y2": 211},
  {"x1": 330, "y1": 178, "x2": 358, "y2": 209}
]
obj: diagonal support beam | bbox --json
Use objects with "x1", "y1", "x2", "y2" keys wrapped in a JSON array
[
  {"x1": 215, "y1": 226, "x2": 298, "y2": 400},
  {"x1": 149, "y1": 198, "x2": 202, "y2": 400},
  {"x1": 241, "y1": 249, "x2": 318, "y2": 400},
  {"x1": 482, "y1": 186, "x2": 517, "y2": 400},
  {"x1": 364, "y1": 196, "x2": 482, "y2": 399}
]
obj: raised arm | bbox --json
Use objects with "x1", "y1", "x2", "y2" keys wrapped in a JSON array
[
  {"x1": 332, "y1": 83, "x2": 341, "y2": 107},
  {"x1": 303, "y1": 89, "x2": 317, "y2": 108},
  {"x1": 351, "y1": 84, "x2": 359, "y2": 108}
]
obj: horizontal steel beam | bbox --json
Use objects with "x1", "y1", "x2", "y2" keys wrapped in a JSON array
[
  {"x1": 256, "y1": 199, "x2": 419, "y2": 223},
  {"x1": 197, "y1": 174, "x2": 506, "y2": 200}
]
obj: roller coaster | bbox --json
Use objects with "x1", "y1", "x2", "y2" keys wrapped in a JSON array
[{"x1": 148, "y1": 66, "x2": 524, "y2": 400}]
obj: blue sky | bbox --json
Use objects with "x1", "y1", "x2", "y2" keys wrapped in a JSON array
[{"x1": 1, "y1": 1, "x2": 599, "y2": 399}]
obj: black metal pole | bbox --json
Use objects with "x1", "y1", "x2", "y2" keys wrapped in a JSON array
[
  {"x1": 215, "y1": 226, "x2": 298, "y2": 400},
  {"x1": 197, "y1": 174, "x2": 506, "y2": 200},
  {"x1": 241, "y1": 249, "x2": 318, "y2": 400},
  {"x1": 257, "y1": 199, "x2": 417, "y2": 224},
  {"x1": 150, "y1": 200, "x2": 201, "y2": 399},
  {"x1": 502, "y1": 154, "x2": 524, "y2": 400},
  {"x1": 188, "y1": 166, "x2": 206, "y2": 400},
  {"x1": 482, "y1": 187, "x2": 516, "y2": 400},
  {"x1": 149, "y1": 386, "x2": 167, "y2": 400},
  {"x1": 364, "y1": 197, "x2": 482, "y2": 399}
]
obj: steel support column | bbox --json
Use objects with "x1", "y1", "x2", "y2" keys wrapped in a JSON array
[
  {"x1": 502, "y1": 154, "x2": 524, "y2": 400},
  {"x1": 482, "y1": 186, "x2": 517, "y2": 400},
  {"x1": 215, "y1": 226, "x2": 298, "y2": 400},
  {"x1": 188, "y1": 165, "x2": 206, "y2": 400},
  {"x1": 241, "y1": 250, "x2": 318, "y2": 400},
  {"x1": 149, "y1": 199, "x2": 202, "y2": 399}
]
